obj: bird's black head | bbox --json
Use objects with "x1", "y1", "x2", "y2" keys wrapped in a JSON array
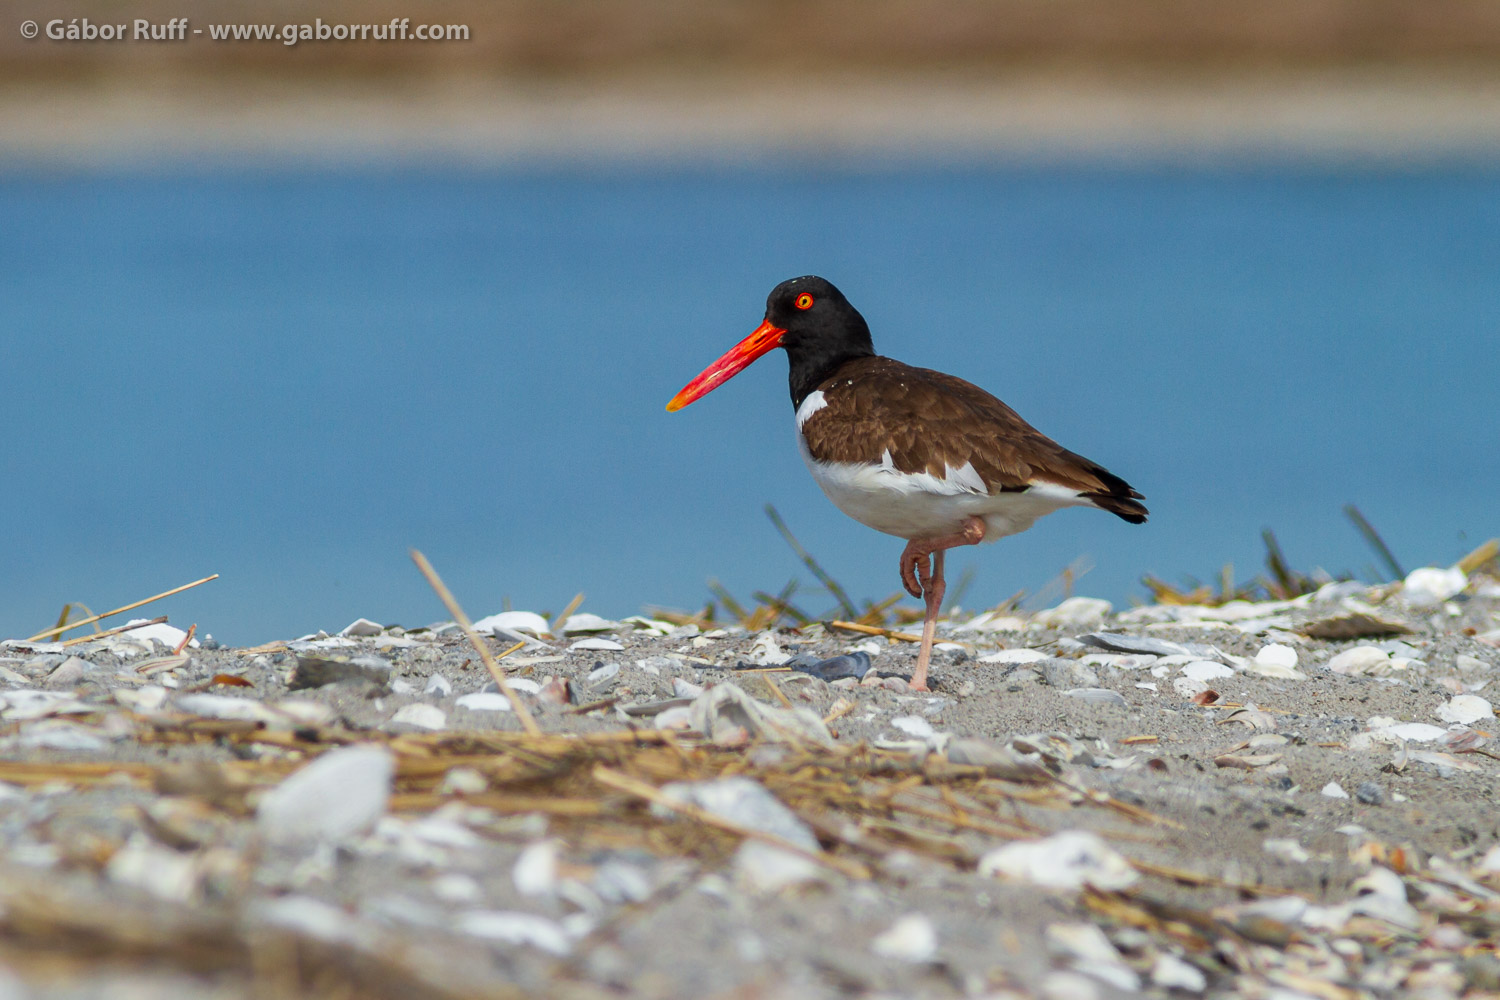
[
  {"x1": 764, "y1": 276, "x2": 875, "y2": 407},
  {"x1": 666, "y1": 274, "x2": 875, "y2": 414}
]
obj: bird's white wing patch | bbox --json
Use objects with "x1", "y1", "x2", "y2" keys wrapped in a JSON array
[{"x1": 794, "y1": 390, "x2": 828, "y2": 430}]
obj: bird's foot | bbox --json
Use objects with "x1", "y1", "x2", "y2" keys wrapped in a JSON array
[
  {"x1": 907, "y1": 676, "x2": 931, "y2": 692},
  {"x1": 899, "y1": 547, "x2": 929, "y2": 599}
]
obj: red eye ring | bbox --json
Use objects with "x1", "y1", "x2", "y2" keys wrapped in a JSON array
[{"x1": 794, "y1": 293, "x2": 814, "y2": 310}]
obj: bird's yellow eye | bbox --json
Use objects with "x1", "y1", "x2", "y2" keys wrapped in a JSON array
[{"x1": 795, "y1": 293, "x2": 814, "y2": 310}]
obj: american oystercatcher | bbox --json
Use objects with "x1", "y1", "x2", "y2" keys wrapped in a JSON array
[{"x1": 667, "y1": 276, "x2": 1148, "y2": 691}]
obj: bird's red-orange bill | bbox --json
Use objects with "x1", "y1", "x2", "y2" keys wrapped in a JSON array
[{"x1": 666, "y1": 318, "x2": 786, "y2": 411}]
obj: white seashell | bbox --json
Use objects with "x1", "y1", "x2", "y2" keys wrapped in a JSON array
[
  {"x1": 390, "y1": 704, "x2": 447, "y2": 731},
  {"x1": 114, "y1": 685, "x2": 169, "y2": 713},
  {"x1": 431, "y1": 873, "x2": 482, "y2": 903},
  {"x1": 979, "y1": 831, "x2": 1137, "y2": 891},
  {"x1": 339, "y1": 618, "x2": 383, "y2": 637},
  {"x1": 655, "y1": 705, "x2": 694, "y2": 729},
  {"x1": 455, "y1": 911, "x2": 571, "y2": 954},
  {"x1": 870, "y1": 914, "x2": 937, "y2": 963},
  {"x1": 673, "y1": 677, "x2": 705, "y2": 698},
  {"x1": 736, "y1": 840, "x2": 820, "y2": 894},
  {"x1": 560, "y1": 614, "x2": 621, "y2": 634},
  {"x1": 13, "y1": 719, "x2": 110, "y2": 752},
  {"x1": 569, "y1": 637, "x2": 624, "y2": 652},
  {"x1": 256, "y1": 746, "x2": 394, "y2": 844},
  {"x1": 978, "y1": 650, "x2": 1050, "y2": 665},
  {"x1": 747, "y1": 633, "x2": 790, "y2": 666},
  {"x1": 1321, "y1": 782, "x2": 1349, "y2": 799},
  {"x1": 1402, "y1": 565, "x2": 1467, "y2": 607},
  {"x1": 955, "y1": 611, "x2": 1027, "y2": 632},
  {"x1": 273, "y1": 700, "x2": 335, "y2": 726},
  {"x1": 455, "y1": 692, "x2": 513, "y2": 712},
  {"x1": 423, "y1": 674, "x2": 453, "y2": 697},
  {"x1": 1328, "y1": 647, "x2": 1392, "y2": 676},
  {"x1": 1181, "y1": 660, "x2": 1233, "y2": 682},
  {"x1": 120, "y1": 619, "x2": 199, "y2": 649},
  {"x1": 471, "y1": 611, "x2": 550, "y2": 637},
  {"x1": 1150, "y1": 954, "x2": 1207, "y2": 993},
  {"x1": 173, "y1": 693, "x2": 280, "y2": 723},
  {"x1": 1435, "y1": 694, "x2": 1493, "y2": 725},
  {"x1": 891, "y1": 715, "x2": 936, "y2": 739},
  {"x1": 1045, "y1": 923, "x2": 1139, "y2": 991},
  {"x1": 1375, "y1": 722, "x2": 1446, "y2": 743},
  {"x1": 505, "y1": 677, "x2": 542, "y2": 694},
  {"x1": 106, "y1": 836, "x2": 201, "y2": 901},
  {"x1": 1256, "y1": 643, "x2": 1298, "y2": 669},
  {"x1": 512, "y1": 840, "x2": 561, "y2": 897},
  {"x1": 1263, "y1": 838, "x2": 1311, "y2": 863},
  {"x1": 1032, "y1": 597, "x2": 1113, "y2": 628}
]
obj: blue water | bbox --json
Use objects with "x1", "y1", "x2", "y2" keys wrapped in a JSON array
[{"x1": 2, "y1": 166, "x2": 1497, "y2": 644}]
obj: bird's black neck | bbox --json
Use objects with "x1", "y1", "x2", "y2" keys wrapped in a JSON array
[{"x1": 786, "y1": 330, "x2": 875, "y2": 409}]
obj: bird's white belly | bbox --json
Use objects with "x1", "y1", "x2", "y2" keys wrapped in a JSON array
[{"x1": 796, "y1": 431, "x2": 1088, "y2": 542}]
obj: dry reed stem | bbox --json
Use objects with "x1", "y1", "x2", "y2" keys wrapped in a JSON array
[
  {"x1": 27, "y1": 574, "x2": 220, "y2": 641},
  {"x1": 410, "y1": 549, "x2": 541, "y2": 736},
  {"x1": 1459, "y1": 538, "x2": 1500, "y2": 574},
  {"x1": 550, "y1": 592, "x2": 585, "y2": 636},
  {"x1": 759, "y1": 673, "x2": 793, "y2": 709},
  {"x1": 827, "y1": 620, "x2": 925, "y2": 643},
  {"x1": 59, "y1": 615, "x2": 168, "y2": 647}
]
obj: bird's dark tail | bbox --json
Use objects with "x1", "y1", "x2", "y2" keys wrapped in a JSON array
[{"x1": 1083, "y1": 465, "x2": 1148, "y2": 524}]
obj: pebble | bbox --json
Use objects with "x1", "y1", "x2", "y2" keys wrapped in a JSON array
[
  {"x1": 45, "y1": 655, "x2": 91, "y2": 687},
  {"x1": 586, "y1": 662, "x2": 621, "y2": 685},
  {"x1": 256, "y1": 745, "x2": 395, "y2": 845},
  {"x1": 1062, "y1": 688, "x2": 1128, "y2": 707},
  {"x1": 289, "y1": 653, "x2": 392, "y2": 690},
  {"x1": 1355, "y1": 781, "x2": 1385, "y2": 805},
  {"x1": 787, "y1": 651, "x2": 871, "y2": 680},
  {"x1": 1040, "y1": 660, "x2": 1099, "y2": 688}
]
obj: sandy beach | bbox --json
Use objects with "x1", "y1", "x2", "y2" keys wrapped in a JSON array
[{"x1": 1, "y1": 557, "x2": 1497, "y2": 999}]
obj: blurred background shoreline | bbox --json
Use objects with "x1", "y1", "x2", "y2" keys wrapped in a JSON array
[{"x1": 6, "y1": 0, "x2": 1500, "y2": 165}]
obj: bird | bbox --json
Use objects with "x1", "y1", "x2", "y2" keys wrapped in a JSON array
[{"x1": 667, "y1": 275, "x2": 1147, "y2": 691}]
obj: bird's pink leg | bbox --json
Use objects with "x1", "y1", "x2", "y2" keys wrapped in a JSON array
[{"x1": 901, "y1": 517, "x2": 986, "y2": 691}]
